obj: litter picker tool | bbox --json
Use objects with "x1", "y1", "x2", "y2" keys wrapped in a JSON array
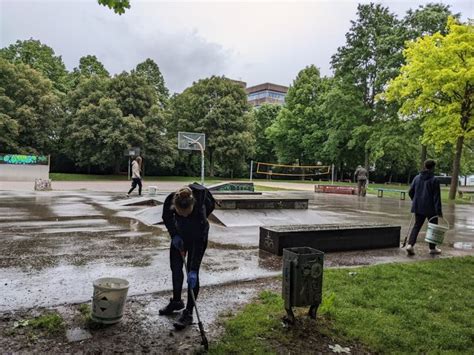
[
  {"x1": 401, "y1": 214, "x2": 414, "y2": 248},
  {"x1": 181, "y1": 252, "x2": 209, "y2": 350}
]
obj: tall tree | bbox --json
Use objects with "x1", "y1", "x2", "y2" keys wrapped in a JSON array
[
  {"x1": 70, "y1": 55, "x2": 109, "y2": 89},
  {"x1": 384, "y1": 18, "x2": 473, "y2": 199},
  {"x1": 253, "y1": 104, "x2": 281, "y2": 163},
  {"x1": 0, "y1": 59, "x2": 62, "y2": 154},
  {"x1": 170, "y1": 76, "x2": 253, "y2": 177},
  {"x1": 267, "y1": 65, "x2": 327, "y2": 164},
  {"x1": 331, "y1": 3, "x2": 404, "y2": 168},
  {"x1": 0, "y1": 39, "x2": 69, "y2": 93},
  {"x1": 65, "y1": 76, "x2": 145, "y2": 173},
  {"x1": 403, "y1": 3, "x2": 459, "y2": 167},
  {"x1": 109, "y1": 71, "x2": 156, "y2": 118},
  {"x1": 135, "y1": 58, "x2": 169, "y2": 108}
]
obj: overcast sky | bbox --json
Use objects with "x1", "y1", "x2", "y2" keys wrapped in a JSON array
[{"x1": 1, "y1": 0, "x2": 472, "y2": 93}]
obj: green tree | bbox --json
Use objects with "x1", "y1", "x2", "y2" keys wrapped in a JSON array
[
  {"x1": 0, "y1": 39, "x2": 69, "y2": 93},
  {"x1": 320, "y1": 79, "x2": 367, "y2": 178},
  {"x1": 69, "y1": 55, "x2": 109, "y2": 89},
  {"x1": 0, "y1": 59, "x2": 62, "y2": 154},
  {"x1": 331, "y1": 3, "x2": 404, "y2": 168},
  {"x1": 267, "y1": 65, "x2": 328, "y2": 164},
  {"x1": 135, "y1": 58, "x2": 169, "y2": 108},
  {"x1": 65, "y1": 76, "x2": 145, "y2": 173},
  {"x1": 98, "y1": 0, "x2": 130, "y2": 14},
  {"x1": 403, "y1": 3, "x2": 459, "y2": 168},
  {"x1": 109, "y1": 71, "x2": 156, "y2": 118},
  {"x1": 170, "y1": 76, "x2": 253, "y2": 177},
  {"x1": 253, "y1": 104, "x2": 281, "y2": 163},
  {"x1": 384, "y1": 18, "x2": 473, "y2": 199},
  {"x1": 141, "y1": 105, "x2": 177, "y2": 172},
  {"x1": 403, "y1": 3, "x2": 459, "y2": 38}
]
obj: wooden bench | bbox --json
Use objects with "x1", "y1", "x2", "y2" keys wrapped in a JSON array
[
  {"x1": 315, "y1": 185, "x2": 356, "y2": 195},
  {"x1": 377, "y1": 188, "x2": 407, "y2": 200}
]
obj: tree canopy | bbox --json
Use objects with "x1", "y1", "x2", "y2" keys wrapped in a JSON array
[
  {"x1": 384, "y1": 18, "x2": 473, "y2": 198},
  {"x1": 0, "y1": 59, "x2": 62, "y2": 154},
  {"x1": 170, "y1": 76, "x2": 254, "y2": 177},
  {"x1": 0, "y1": 39, "x2": 69, "y2": 94}
]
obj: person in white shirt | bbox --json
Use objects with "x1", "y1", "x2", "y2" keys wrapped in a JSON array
[{"x1": 127, "y1": 156, "x2": 143, "y2": 196}]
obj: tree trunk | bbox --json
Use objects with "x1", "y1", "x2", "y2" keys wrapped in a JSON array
[
  {"x1": 420, "y1": 144, "x2": 427, "y2": 170},
  {"x1": 364, "y1": 150, "x2": 369, "y2": 171},
  {"x1": 449, "y1": 136, "x2": 464, "y2": 200},
  {"x1": 407, "y1": 171, "x2": 411, "y2": 185}
]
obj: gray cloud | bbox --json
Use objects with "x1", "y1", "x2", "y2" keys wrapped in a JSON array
[{"x1": 0, "y1": 0, "x2": 232, "y2": 93}]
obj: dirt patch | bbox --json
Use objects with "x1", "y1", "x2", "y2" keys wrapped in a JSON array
[
  {"x1": 268, "y1": 315, "x2": 370, "y2": 354},
  {"x1": 0, "y1": 278, "x2": 280, "y2": 353}
]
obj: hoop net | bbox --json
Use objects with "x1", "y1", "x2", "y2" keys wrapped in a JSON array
[{"x1": 256, "y1": 162, "x2": 330, "y2": 177}]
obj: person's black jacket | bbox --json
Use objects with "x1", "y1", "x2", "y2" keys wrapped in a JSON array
[
  {"x1": 409, "y1": 170, "x2": 442, "y2": 217},
  {"x1": 162, "y1": 183, "x2": 215, "y2": 271}
]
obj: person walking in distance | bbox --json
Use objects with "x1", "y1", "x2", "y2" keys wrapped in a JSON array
[
  {"x1": 159, "y1": 184, "x2": 215, "y2": 330},
  {"x1": 406, "y1": 159, "x2": 443, "y2": 256},
  {"x1": 354, "y1": 165, "x2": 368, "y2": 196},
  {"x1": 127, "y1": 156, "x2": 143, "y2": 197}
]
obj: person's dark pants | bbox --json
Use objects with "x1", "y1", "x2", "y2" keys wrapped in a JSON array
[
  {"x1": 409, "y1": 214, "x2": 437, "y2": 249},
  {"x1": 170, "y1": 238, "x2": 208, "y2": 312},
  {"x1": 128, "y1": 178, "x2": 142, "y2": 195},
  {"x1": 357, "y1": 179, "x2": 367, "y2": 196}
]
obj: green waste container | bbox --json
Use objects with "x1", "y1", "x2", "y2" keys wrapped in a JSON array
[{"x1": 282, "y1": 247, "x2": 324, "y2": 323}]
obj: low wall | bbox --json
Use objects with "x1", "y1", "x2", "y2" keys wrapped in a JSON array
[{"x1": 0, "y1": 164, "x2": 49, "y2": 181}]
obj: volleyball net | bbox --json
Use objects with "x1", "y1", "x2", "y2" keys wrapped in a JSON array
[{"x1": 256, "y1": 162, "x2": 331, "y2": 178}]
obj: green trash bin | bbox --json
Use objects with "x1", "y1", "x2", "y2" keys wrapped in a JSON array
[{"x1": 282, "y1": 247, "x2": 324, "y2": 323}]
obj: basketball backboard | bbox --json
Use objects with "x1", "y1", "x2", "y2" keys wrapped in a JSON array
[{"x1": 178, "y1": 132, "x2": 206, "y2": 151}]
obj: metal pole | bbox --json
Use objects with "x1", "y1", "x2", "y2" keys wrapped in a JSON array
[
  {"x1": 331, "y1": 164, "x2": 335, "y2": 185},
  {"x1": 195, "y1": 141, "x2": 205, "y2": 185},
  {"x1": 249, "y1": 160, "x2": 253, "y2": 181}
]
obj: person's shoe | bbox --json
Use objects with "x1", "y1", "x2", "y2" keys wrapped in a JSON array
[
  {"x1": 159, "y1": 298, "x2": 184, "y2": 316},
  {"x1": 406, "y1": 244, "x2": 415, "y2": 256},
  {"x1": 173, "y1": 309, "x2": 193, "y2": 330},
  {"x1": 429, "y1": 247, "x2": 442, "y2": 255}
]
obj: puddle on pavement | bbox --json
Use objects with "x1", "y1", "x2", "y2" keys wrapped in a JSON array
[{"x1": 0, "y1": 190, "x2": 472, "y2": 312}]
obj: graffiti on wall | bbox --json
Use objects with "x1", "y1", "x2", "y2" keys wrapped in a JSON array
[{"x1": 0, "y1": 154, "x2": 48, "y2": 165}]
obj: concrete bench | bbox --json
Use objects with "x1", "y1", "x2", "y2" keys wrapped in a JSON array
[
  {"x1": 377, "y1": 188, "x2": 406, "y2": 200},
  {"x1": 259, "y1": 224, "x2": 401, "y2": 255}
]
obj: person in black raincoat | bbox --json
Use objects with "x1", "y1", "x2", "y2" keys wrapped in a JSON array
[
  {"x1": 407, "y1": 159, "x2": 443, "y2": 255},
  {"x1": 159, "y1": 183, "x2": 215, "y2": 329}
]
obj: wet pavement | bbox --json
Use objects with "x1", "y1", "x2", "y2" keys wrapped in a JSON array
[{"x1": 0, "y1": 189, "x2": 472, "y2": 314}]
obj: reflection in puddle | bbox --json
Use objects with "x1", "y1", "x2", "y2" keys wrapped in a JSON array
[{"x1": 453, "y1": 242, "x2": 473, "y2": 250}]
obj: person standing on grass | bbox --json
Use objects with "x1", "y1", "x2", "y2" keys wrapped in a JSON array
[
  {"x1": 354, "y1": 165, "x2": 368, "y2": 196},
  {"x1": 127, "y1": 156, "x2": 143, "y2": 197},
  {"x1": 406, "y1": 159, "x2": 443, "y2": 256},
  {"x1": 159, "y1": 183, "x2": 215, "y2": 330}
]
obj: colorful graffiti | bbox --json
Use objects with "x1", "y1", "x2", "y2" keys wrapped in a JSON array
[{"x1": 0, "y1": 154, "x2": 48, "y2": 165}]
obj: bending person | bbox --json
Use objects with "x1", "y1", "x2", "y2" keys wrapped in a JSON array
[{"x1": 160, "y1": 183, "x2": 215, "y2": 330}]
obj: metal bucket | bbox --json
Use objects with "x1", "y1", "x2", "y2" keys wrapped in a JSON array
[
  {"x1": 425, "y1": 217, "x2": 449, "y2": 245},
  {"x1": 91, "y1": 277, "x2": 129, "y2": 324}
]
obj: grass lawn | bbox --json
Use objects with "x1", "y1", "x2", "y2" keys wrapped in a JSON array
[{"x1": 210, "y1": 257, "x2": 474, "y2": 354}]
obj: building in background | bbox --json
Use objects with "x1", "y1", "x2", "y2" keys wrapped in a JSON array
[{"x1": 246, "y1": 82, "x2": 288, "y2": 107}]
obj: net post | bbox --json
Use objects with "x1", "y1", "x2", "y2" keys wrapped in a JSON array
[
  {"x1": 249, "y1": 160, "x2": 253, "y2": 181},
  {"x1": 331, "y1": 164, "x2": 335, "y2": 185}
]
